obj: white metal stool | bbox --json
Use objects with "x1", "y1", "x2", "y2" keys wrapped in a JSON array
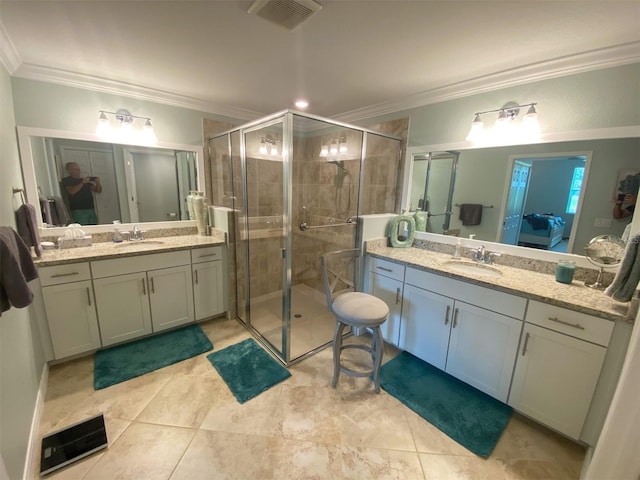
[{"x1": 321, "y1": 249, "x2": 389, "y2": 393}]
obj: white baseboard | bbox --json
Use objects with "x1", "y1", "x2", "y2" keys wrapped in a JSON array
[{"x1": 22, "y1": 362, "x2": 49, "y2": 480}]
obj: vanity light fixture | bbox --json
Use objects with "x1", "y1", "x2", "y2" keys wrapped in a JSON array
[
  {"x1": 465, "y1": 102, "x2": 540, "y2": 144},
  {"x1": 259, "y1": 134, "x2": 279, "y2": 156},
  {"x1": 319, "y1": 135, "x2": 348, "y2": 157},
  {"x1": 96, "y1": 109, "x2": 157, "y2": 144}
]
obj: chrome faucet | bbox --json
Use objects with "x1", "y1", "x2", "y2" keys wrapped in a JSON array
[
  {"x1": 471, "y1": 245, "x2": 501, "y2": 264},
  {"x1": 131, "y1": 225, "x2": 145, "y2": 241}
]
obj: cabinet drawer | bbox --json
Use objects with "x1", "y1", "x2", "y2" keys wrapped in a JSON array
[
  {"x1": 91, "y1": 250, "x2": 191, "y2": 278},
  {"x1": 405, "y1": 267, "x2": 526, "y2": 319},
  {"x1": 39, "y1": 263, "x2": 91, "y2": 286},
  {"x1": 191, "y1": 246, "x2": 222, "y2": 264},
  {"x1": 369, "y1": 256, "x2": 405, "y2": 281},
  {"x1": 526, "y1": 301, "x2": 614, "y2": 347}
]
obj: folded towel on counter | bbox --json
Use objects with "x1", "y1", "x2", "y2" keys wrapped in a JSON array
[
  {"x1": 0, "y1": 226, "x2": 38, "y2": 315},
  {"x1": 16, "y1": 203, "x2": 42, "y2": 257},
  {"x1": 605, "y1": 233, "x2": 640, "y2": 302},
  {"x1": 458, "y1": 204, "x2": 483, "y2": 226}
]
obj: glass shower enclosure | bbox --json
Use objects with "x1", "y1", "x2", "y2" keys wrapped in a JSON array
[{"x1": 209, "y1": 111, "x2": 402, "y2": 365}]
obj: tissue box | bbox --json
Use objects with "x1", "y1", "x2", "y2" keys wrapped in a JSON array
[{"x1": 58, "y1": 236, "x2": 92, "y2": 249}]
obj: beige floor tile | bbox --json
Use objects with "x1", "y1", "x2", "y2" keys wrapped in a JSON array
[
  {"x1": 420, "y1": 453, "x2": 508, "y2": 480},
  {"x1": 171, "y1": 429, "x2": 271, "y2": 480},
  {"x1": 83, "y1": 422, "x2": 195, "y2": 480},
  {"x1": 277, "y1": 384, "x2": 343, "y2": 445},
  {"x1": 341, "y1": 446, "x2": 425, "y2": 480},
  {"x1": 198, "y1": 381, "x2": 283, "y2": 436},
  {"x1": 339, "y1": 391, "x2": 416, "y2": 451},
  {"x1": 406, "y1": 408, "x2": 475, "y2": 456},
  {"x1": 255, "y1": 436, "x2": 343, "y2": 480},
  {"x1": 136, "y1": 375, "x2": 229, "y2": 428},
  {"x1": 501, "y1": 458, "x2": 581, "y2": 480}
]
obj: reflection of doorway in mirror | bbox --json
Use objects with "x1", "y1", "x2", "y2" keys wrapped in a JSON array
[
  {"x1": 125, "y1": 149, "x2": 181, "y2": 222},
  {"x1": 59, "y1": 146, "x2": 120, "y2": 224},
  {"x1": 501, "y1": 161, "x2": 531, "y2": 246},
  {"x1": 501, "y1": 154, "x2": 588, "y2": 254}
]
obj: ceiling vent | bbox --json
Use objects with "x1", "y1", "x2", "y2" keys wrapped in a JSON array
[{"x1": 248, "y1": 0, "x2": 323, "y2": 31}]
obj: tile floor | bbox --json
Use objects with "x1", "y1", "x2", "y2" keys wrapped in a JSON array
[{"x1": 35, "y1": 316, "x2": 585, "y2": 479}]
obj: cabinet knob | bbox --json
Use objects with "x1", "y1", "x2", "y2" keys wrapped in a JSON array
[
  {"x1": 444, "y1": 305, "x2": 450, "y2": 325},
  {"x1": 521, "y1": 332, "x2": 530, "y2": 356},
  {"x1": 395, "y1": 287, "x2": 401, "y2": 304},
  {"x1": 453, "y1": 308, "x2": 459, "y2": 328}
]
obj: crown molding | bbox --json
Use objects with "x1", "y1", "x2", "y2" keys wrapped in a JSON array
[
  {"x1": 0, "y1": 23, "x2": 21, "y2": 74},
  {"x1": 12, "y1": 63, "x2": 262, "y2": 122},
  {"x1": 6, "y1": 41, "x2": 639, "y2": 124},
  {"x1": 335, "y1": 42, "x2": 640, "y2": 124}
]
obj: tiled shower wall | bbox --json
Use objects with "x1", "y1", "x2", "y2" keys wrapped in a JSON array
[{"x1": 206, "y1": 116, "x2": 408, "y2": 310}]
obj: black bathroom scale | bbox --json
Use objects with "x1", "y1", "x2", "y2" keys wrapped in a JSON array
[{"x1": 39, "y1": 413, "x2": 108, "y2": 476}]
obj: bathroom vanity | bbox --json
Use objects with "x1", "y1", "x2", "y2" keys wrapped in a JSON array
[
  {"x1": 34, "y1": 234, "x2": 226, "y2": 360},
  {"x1": 364, "y1": 241, "x2": 631, "y2": 446}
]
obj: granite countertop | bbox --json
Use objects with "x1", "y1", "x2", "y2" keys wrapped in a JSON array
[
  {"x1": 366, "y1": 243, "x2": 631, "y2": 322},
  {"x1": 34, "y1": 231, "x2": 226, "y2": 267}
]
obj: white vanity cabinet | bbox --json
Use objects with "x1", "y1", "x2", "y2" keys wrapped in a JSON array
[
  {"x1": 400, "y1": 267, "x2": 525, "y2": 402},
  {"x1": 509, "y1": 300, "x2": 613, "y2": 440},
  {"x1": 367, "y1": 257, "x2": 405, "y2": 345},
  {"x1": 91, "y1": 251, "x2": 194, "y2": 346},
  {"x1": 39, "y1": 263, "x2": 101, "y2": 359},
  {"x1": 191, "y1": 246, "x2": 224, "y2": 320}
]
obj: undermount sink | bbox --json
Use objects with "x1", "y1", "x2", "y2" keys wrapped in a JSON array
[
  {"x1": 114, "y1": 240, "x2": 165, "y2": 247},
  {"x1": 443, "y1": 261, "x2": 503, "y2": 278}
]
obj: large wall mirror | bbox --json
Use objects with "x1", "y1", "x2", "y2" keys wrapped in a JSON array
[
  {"x1": 404, "y1": 134, "x2": 639, "y2": 256},
  {"x1": 17, "y1": 127, "x2": 204, "y2": 231}
]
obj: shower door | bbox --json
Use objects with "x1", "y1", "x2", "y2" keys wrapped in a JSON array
[{"x1": 242, "y1": 119, "x2": 289, "y2": 359}]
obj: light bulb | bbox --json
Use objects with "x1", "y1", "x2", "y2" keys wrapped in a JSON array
[
  {"x1": 339, "y1": 137, "x2": 348, "y2": 154},
  {"x1": 143, "y1": 119, "x2": 157, "y2": 144},
  {"x1": 465, "y1": 114, "x2": 484, "y2": 142},
  {"x1": 329, "y1": 140, "x2": 338, "y2": 155},
  {"x1": 96, "y1": 111, "x2": 111, "y2": 138},
  {"x1": 319, "y1": 144, "x2": 329, "y2": 157},
  {"x1": 259, "y1": 138, "x2": 268, "y2": 155},
  {"x1": 522, "y1": 105, "x2": 540, "y2": 139}
]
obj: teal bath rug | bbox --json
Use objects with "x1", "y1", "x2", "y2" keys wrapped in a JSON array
[
  {"x1": 94, "y1": 324, "x2": 213, "y2": 390},
  {"x1": 207, "y1": 338, "x2": 291, "y2": 404},
  {"x1": 379, "y1": 351, "x2": 512, "y2": 458}
]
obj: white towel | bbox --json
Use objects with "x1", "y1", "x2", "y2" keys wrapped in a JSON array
[{"x1": 605, "y1": 233, "x2": 640, "y2": 302}]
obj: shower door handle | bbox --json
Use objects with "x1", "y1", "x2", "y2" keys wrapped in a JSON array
[{"x1": 281, "y1": 248, "x2": 286, "y2": 259}]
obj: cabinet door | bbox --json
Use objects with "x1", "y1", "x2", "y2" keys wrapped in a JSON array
[
  {"x1": 94, "y1": 272, "x2": 152, "y2": 346},
  {"x1": 369, "y1": 272, "x2": 403, "y2": 345},
  {"x1": 148, "y1": 265, "x2": 195, "y2": 332},
  {"x1": 42, "y1": 281, "x2": 101, "y2": 358},
  {"x1": 509, "y1": 323, "x2": 607, "y2": 439},
  {"x1": 400, "y1": 284, "x2": 453, "y2": 370},
  {"x1": 446, "y1": 301, "x2": 522, "y2": 402},
  {"x1": 193, "y1": 260, "x2": 224, "y2": 320}
]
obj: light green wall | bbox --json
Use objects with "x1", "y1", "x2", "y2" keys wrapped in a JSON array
[
  {"x1": 360, "y1": 64, "x2": 640, "y2": 146},
  {"x1": 0, "y1": 64, "x2": 47, "y2": 480},
  {"x1": 11, "y1": 78, "x2": 242, "y2": 146}
]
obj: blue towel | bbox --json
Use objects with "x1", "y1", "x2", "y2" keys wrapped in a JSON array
[{"x1": 605, "y1": 233, "x2": 640, "y2": 302}]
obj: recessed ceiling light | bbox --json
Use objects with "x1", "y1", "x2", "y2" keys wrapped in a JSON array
[{"x1": 295, "y1": 99, "x2": 309, "y2": 109}]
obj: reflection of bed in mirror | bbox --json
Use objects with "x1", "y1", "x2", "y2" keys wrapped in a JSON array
[
  {"x1": 405, "y1": 136, "x2": 639, "y2": 255},
  {"x1": 518, "y1": 214, "x2": 565, "y2": 249}
]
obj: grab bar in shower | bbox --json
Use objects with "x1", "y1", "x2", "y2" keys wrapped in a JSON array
[{"x1": 299, "y1": 218, "x2": 356, "y2": 231}]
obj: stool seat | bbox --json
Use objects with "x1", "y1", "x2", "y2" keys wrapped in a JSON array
[{"x1": 332, "y1": 292, "x2": 389, "y2": 326}]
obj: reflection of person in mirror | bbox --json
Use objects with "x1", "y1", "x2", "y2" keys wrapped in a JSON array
[
  {"x1": 613, "y1": 173, "x2": 638, "y2": 220},
  {"x1": 61, "y1": 162, "x2": 102, "y2": 225}
]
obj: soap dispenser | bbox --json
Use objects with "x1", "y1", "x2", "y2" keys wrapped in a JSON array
[
  {"x1": 452, "y1": 238, "x2": 462, "y2": 259},
  {"x1": 112, "y1": 227, "x2": 123, "y2": 243}
]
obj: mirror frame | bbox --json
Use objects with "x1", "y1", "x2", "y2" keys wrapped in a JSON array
[
  {"x1": 401, "y1": 125, "x2": 640, "y2": 264},
  {"x1": 17, "y1": 126, "x2": 205, "y2": 235}
]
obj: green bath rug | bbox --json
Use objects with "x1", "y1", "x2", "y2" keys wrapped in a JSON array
[
  {"x1": 379, "y1": 351, "x2": 512, "y2": 458},
  {"x1": 207, "y1": 338, "x2": 291, "y2": 403},
  {"x1": 94, "y1": 324, "x2": 213, "y2": 390}
]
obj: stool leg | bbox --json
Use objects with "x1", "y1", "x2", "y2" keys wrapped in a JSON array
[
  {"x1": 372, "y1": 326, "x2": 384, "y2": 393},
  {"x1": 331, "y1": 322, "x2": 346, "y2": 388}
]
